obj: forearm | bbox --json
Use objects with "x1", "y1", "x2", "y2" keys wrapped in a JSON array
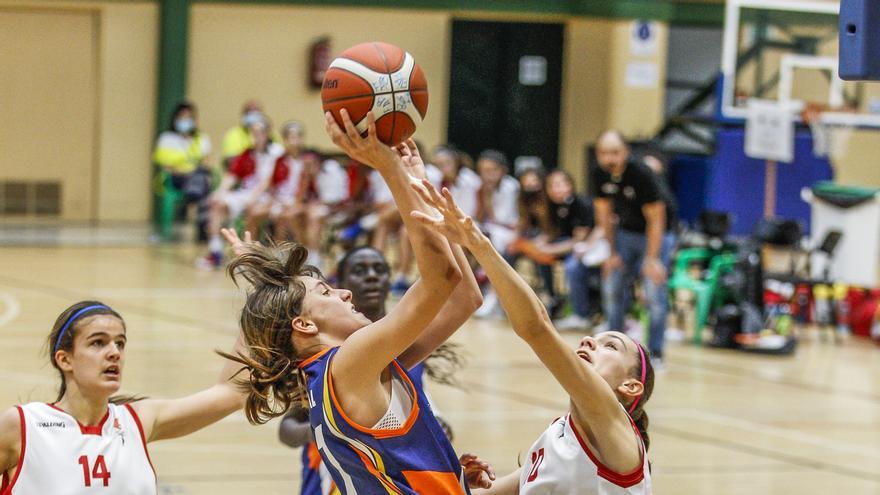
[
  {"x1": 472, "y1": 469, "x2": 521, "y2": 495},
  {"x1": 379, "y1": 165, "x2": 459, "y2": 284},
  {"x1": 398, "y1": 242, "x2": 481, "y2": 368},
  {"x1": 469, "y1": 234, "x2": 551, "y2": 341},
  {"x1": 541, "y1": 238, "x2": 577, "y2": 256},
  {"x1": 644, "y1": 204, "x2": 665, "y2": 260}
]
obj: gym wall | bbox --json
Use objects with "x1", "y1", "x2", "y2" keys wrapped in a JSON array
[
  {"x1": 188, "y1": 3, "x2": 450, "y2": 161},
  {"x1": 0, "y1": 0, "x2": 669, "y2": 222},
  {"x1": 0, "y1": 0, "x2": 157, "y2": 222}
]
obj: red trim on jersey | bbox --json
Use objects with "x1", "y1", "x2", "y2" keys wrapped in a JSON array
[
  {"x1": 124, "y1": 404, "x2": 157, "y2": 481},
  {"x1": 566, "y1": 414, "x2": 645, "y2": 489},
  {"x1": 327, "y1": 357, "x2": 421, "y2": 439},
  {"x1": 46, "y1": 403, "x2": 109, "y2": 436},
  {"x1": 0, "y1": 406, "x2": 26, "y2": 495}
]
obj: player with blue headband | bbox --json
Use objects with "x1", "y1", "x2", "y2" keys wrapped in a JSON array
[{"x1": 0, "y1": 230, "x2": 249, "y2": 495}]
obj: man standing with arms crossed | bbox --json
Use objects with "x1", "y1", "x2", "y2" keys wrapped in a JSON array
[{"x1": 592, "y1": 130, "x2": 668, "y2": 367}]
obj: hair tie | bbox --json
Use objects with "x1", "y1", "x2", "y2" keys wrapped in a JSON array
[
  {"x1": 53, "y1": 305, "x2": 110, "y2": 354},
  {"x1": 628, "y1": 344, "x2": 647, "y2": 414}
]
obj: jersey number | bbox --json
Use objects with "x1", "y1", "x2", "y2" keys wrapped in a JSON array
[
  {"x1": 78, "y1": 455, "x2": 111, "y2": 487},
  {"x1": 526, "y1": 448, "x2": 545, "y2": 483}
]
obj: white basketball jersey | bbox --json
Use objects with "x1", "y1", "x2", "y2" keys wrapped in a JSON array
[
  {"x1": 519, "y1": 414, "x2": 651, "y2": 495},
  {"x1": 1, "y1": 402, "x2": 157, "y2": 495}
]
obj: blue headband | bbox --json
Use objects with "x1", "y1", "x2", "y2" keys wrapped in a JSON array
[{"x1": 53, "y1": 305, "x2": 111, "y2": 354}]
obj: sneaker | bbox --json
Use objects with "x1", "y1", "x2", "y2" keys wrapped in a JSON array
[
  {"x1": 390, "y1": 277, "x2": 411, "y2": 297},
  {"x1": 553, "y1": 314, "x2": 590, "y2": 331},
  {"x1": 195, "y1": 252, "x2": 222, "y2": 270},
  {"x1": 650, "y1": 356, "x2": 666, "y2": 372},
  {"x1": 474, "y1": 292, "x2": 501, "y2": 319}
]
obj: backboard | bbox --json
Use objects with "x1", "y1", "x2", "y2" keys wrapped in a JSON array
[{"x1": 721, "y1": 0, "x2": 880, "y2": 128}]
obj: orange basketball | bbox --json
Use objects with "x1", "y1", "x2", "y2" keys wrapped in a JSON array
[{"x1": 321, "y1": 42, "x2": 429, "y2": 146}]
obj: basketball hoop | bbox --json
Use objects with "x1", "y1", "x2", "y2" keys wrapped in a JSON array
[
  {"x1": 801, "y1": 102, "x2": 831, "y2": 157},
  {"x1": 801, "y1": 102, "x2": 856, "y2": 159}
]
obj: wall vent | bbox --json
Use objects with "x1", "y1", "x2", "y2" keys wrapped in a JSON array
[{"x1": 0, "y1": 181, "x2": 62, "y2": 216}]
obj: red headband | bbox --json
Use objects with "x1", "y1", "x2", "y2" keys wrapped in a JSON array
[{"x1": 628, "y1": 344, "x2": 647, "y2": 414}]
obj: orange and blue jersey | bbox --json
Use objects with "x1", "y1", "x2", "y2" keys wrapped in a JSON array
[
  {"x1": 299, "y1": 347, "x2": 469, "y2": 495},
  {"x1": 301, "y1": 442, "x2": 324, "y2": 495}
]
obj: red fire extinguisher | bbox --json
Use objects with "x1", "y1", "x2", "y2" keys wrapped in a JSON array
[{"x1": 310, "y1": 37, "x2": 331, "y2": 89}]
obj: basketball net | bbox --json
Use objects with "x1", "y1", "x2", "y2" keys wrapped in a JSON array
[{"x1": 801, "y1": 102, "x2": 855, "y2": 159}]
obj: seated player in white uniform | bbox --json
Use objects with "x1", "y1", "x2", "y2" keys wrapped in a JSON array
[
  {"x1": 0, "y1": 246, "x2": 249, "y2": 495},
  {"x1": 267, "y1": 149, "x2": 348, "y2": 270},
  {"x1": 472, "y1": 150, "x2": 520, "y2": 318},
  {"x1": 201, "y1": 119, "x2": 283, "y2": 268},
  {"x1": 432, "y1": 145, "x2": 482, "y2": 220},
  {"x1": 410, "y1": 180, "x2": 655, "y2": 495}
]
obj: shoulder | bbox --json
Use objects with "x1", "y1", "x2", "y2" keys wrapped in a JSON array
[
  {"x1": 268, "y1": 142, "x2": 285, "y2": 158},
  {"x1": 459, "y1": 167, "x2": 480, "y2": 183},
  {"x1": 124, "y1": 400, "x2": 157, "y2": 439},
  {"x1": 222, "y1": 126, "x2": 245, "y2": 140},
  {"x1": 590, "y1": 163, "x2": 609, "y2": 179},
  {"x1": 197, "y1": 132, "x2": 212, "y2": 148},
  {"x1": 155, "y1": 131, "x2": 181, "y2": 147},
  {"x1": 627, "y1": 161, "x2": 654, "y2": 181},
  {"x1": 0, "y1": 407, "x2": 23, "y2": 470},
  {"x1": 501, "y1": 175, "x2": 520, "y2": 192},
  {"x1": 321, "y1": 158, "x2": 344, "y2": 172}
]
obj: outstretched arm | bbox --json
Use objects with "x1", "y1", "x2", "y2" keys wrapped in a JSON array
[
  {"x1": 131, "y1": 332, "x2": 247, "y2": 442},
  {"x1": 323, "y1": 111, "x2": 461, "y2": 388},
  {"x1": 411, "y1": 182, "x2": 638, "y2": 466},
  {"x1": 130, "y1": 229, "x2": 255, "y2": 442},
  {"x1": 391, "y1": 141, "x2": 481, "y2": 368}
]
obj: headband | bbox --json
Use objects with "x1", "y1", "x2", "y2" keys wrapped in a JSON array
[
  {"x1": 53, "y1": 305, "x2": 111, "y2": 354},
  {"x1": 628, "y1": 343, "x2": 647, "y2": 414}
]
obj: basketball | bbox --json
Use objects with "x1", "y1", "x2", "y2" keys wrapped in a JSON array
[{"x1": 321, "y1": 42, "x2": 428, "y2": 146}]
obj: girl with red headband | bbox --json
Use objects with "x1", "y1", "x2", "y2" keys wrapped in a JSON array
[{"x1": 411, "y1": 179, "x2": 655, "y2": 495}]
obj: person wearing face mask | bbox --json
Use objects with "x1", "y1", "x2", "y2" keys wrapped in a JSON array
[
  {"x1": 221, "y1": 99, "x2": 268, "y2": 169},
  {"x1": 198, "y1": 119, "x2": 284, "y2": 269},
  {"x1": 152, "y1": 101, "x2": 214, "y2": 239}
]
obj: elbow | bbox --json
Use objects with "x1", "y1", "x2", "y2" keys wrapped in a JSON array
[{"x1": 467, "y1": 286, "x2": 484, "y2": 312}]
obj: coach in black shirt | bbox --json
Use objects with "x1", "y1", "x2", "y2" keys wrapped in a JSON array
[{"x1": 591, "y1": 130, "x2": 668, "y2": 363}]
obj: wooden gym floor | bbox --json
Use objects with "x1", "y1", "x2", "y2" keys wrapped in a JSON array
[{"x1": 0, "y1": 244, "x2": 879, "y2": 495}]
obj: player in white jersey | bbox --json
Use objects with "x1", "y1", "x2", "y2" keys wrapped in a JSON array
[
  {"x1": 410, "y1": 180, "x2": 655, "y2": 495},
  {"x1": 0, "y1": 231, "x2": 250, "y2": 494}
]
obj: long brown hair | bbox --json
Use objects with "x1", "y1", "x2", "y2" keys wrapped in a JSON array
[
  {"x1": 47, "y1": 301, "x2": 130, "y2": 403},
  {"x1": 628, "y1": 343, "x2": 655, "y2": 451},
  {"x1": 517, "y1": 170, "x2": 554, "y2": 237},
  {"x1": 218, "y1": 241, "x2": 322, "y2": 425}
]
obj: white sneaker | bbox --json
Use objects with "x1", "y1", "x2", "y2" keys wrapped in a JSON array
[
  {"x1": 474, "y1": 292, "x2": 501, "y2": 319},
  {"x1": 553, "y1": 314, "x2": 590, "y2": 331}
]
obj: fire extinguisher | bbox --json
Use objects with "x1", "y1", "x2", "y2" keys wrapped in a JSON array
[{"x1": 310, "y1": 37, "x2": 332, "y2": 90}]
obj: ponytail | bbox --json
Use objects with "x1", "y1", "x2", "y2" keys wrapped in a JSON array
[
  {"x1": 219, "y1": 241, "x2": 321, "y2": 425},
  {"x1": 630, "y1": 406, "x2": 651, "y2": 451}
]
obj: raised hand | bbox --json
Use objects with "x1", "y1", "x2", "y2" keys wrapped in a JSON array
[
  {"x1": 459, "y1": 453, "x2": 496, "y2": 490},
  {"x1": 220, "y1": 228, "x2": 257, "y2": 257},
  {"x1": 323, "y1": 109, "x2": 397, "y2": 171},
  {"x1": 396, "y1": 139, "x2": 426, "y2": 180},
  {"x1": 410, "y1": 178, "x2": 485, "y2": 250}
]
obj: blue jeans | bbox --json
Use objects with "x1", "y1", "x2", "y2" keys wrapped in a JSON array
[
  {"x1": 601, "y1": 230, "x2": 675, "y2": 358},
  {"x1": 564, "y1": 254, "x2": 596, "y2": 319}
]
